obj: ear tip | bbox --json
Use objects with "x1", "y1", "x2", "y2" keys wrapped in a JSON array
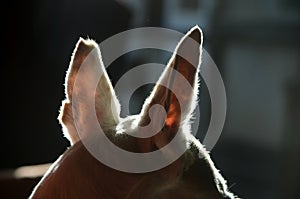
[
  {"x1": 76, "y1": 37, "x2": 98, "y2": 50},
  {"x1": 188, "y1": 25, "x2": 203, "y2": 44},
  {"x1": 71, "y1": 37, "x2": 99, "y2": 61}
]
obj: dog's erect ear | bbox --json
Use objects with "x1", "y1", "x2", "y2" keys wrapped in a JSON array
[
  {"x1": 59, "y1": 38, "x2": 121, "y2": 145},
  {"x1": 138, "y1": 26, "x2": 203, "y2": 151}
]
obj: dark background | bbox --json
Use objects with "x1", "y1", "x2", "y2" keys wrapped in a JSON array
[{"x1": 2, "y1": 0, "x2": 300, "y2": 199}]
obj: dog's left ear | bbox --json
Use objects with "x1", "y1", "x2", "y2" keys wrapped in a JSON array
[
  {"x1": 59, "y1": 38, "x2": 121, "y2": 145},
  {"x1": 138, "y1": 26, "x2": 203, "y2": 151}
]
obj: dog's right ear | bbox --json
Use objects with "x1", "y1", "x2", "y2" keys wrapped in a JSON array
[
  {"x1": 58, "y1": 38, "x2": 121, "y2": 145},
  {"x1": 138, "y1": 26, "x2": 202, "y2": 152}
]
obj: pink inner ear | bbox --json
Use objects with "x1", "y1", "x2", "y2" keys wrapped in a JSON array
[
  {"x1": 165, "y1": 102, "x2": 180, "y2": 129},
  {"x1": 165, "y1": 116, "x2": 175, "y2": 127}
]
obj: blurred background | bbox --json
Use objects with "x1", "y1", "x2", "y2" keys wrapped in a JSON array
[{"x1": 2, "y1": 0, "x2": 300, "y2": 198}]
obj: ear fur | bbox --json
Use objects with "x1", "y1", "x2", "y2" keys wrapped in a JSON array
[{"x1": 58, "y1": 38, "x2": 121, "y2": 145}]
